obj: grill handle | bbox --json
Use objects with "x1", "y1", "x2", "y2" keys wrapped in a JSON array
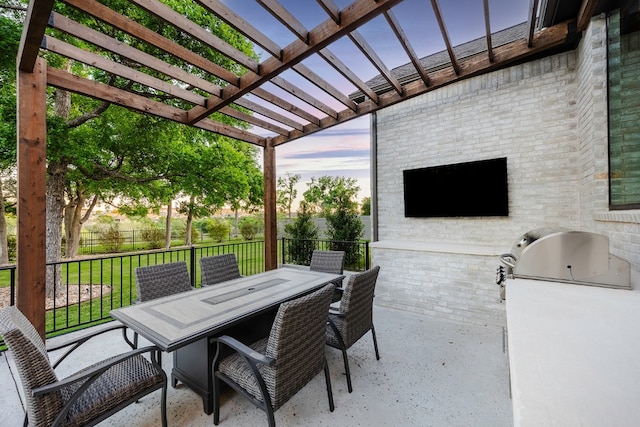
[{"x1": 499, "y1": 253, "x2": 516, "y2": 269}]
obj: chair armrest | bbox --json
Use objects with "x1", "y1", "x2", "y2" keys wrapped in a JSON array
[
  {"x1": 47, "y1": 322, "x2": 132, "y2": 368},
  {"x1": 33, "y1": 345, "x2": 161, "y2": 397},
  {"x1": 212, "y1": 335, "x2": 274, "y2": 367}
]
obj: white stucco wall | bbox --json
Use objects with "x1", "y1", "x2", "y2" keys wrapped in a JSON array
[{"x1": 372, "y1": 16, "x2": 640, "y2": 327}]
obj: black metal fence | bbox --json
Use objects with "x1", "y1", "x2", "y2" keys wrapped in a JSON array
[
  {"x1": 281, "y1": 238, "x2": 370, "y2": 271},
  {"x1": 0, "y1": 238, "x2": 369, "y2": 346}
]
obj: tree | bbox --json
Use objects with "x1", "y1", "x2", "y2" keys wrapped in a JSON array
[
  {"x1": 284, "y1": 202, "x2": 319, "y2": 265},
  {"x1": 361, "y1": 197, "x2": 371, "y2": 215},
  {"x1": 0, "y1": 11, "x2": 21, "y2": 264},
  {"x1": 303, "y1": 176, "x2": 364, "y2": 267},
  {"x1": 3, "y1": 1, "x2": 260, "y2": 297},
  {"x1": 277, "y1": 173, "x2": 301, "y2": 218}
]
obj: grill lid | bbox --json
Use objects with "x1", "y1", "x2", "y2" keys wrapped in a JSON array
[{"x1": 499, "y1": 227, "x2": 631, "y2": 290}]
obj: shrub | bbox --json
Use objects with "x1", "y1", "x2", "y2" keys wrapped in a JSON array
[
  {"x1": 7, "y1": 235, "x2": 16, "y2": 261},
  {"x1": 284, "y1": 203, "x2": 319, "y2": 265},
  {"x1": 140, "y1": 227, "x2": 165, "y2": 249},
  {"x1": 239, "y1": 217, "x2": 260, "y2": 240},
  {"x1": 97, "y1": 224, "x2": 125, "y2": 253},
  {"x1": 205, "y1": 218, "x2": 230, "y2": 243}
]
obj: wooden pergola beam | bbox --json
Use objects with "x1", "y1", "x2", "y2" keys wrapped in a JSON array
[
  {"x1": 17, "y1": 0, "x2": 54, "y2": 72},
  {"x1": 483, "y1": 0, "x2": 495, "y2": 62},
  {"x1": 526, "y1": 0, "x2": 540, "y2": 47},
  {"x1": 577, "y1": 0, "x2": 600, "y2": 32},
  {"x1": 430, "y1": 0, "x2": 460, "y2": 75},
  {"x1": 349, "y1": 30, "x2": 403, "y2": 95},
  {"x1": 187, "y1": 0, "x2": 403, "y2": 124},
  {"x1": 384, "y1": 9, "x2": 431, "y2": 87},
  {"x1": 17, "y1": 57, "x2": 48, "y2": 339}
]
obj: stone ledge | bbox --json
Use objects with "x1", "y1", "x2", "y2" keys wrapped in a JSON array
[
  {"x1": 593, "y1": 210, "x2": 640, "y2": 224},
  {"x1": 370, "y1": 239, "x2": 503, "y2": 256}
]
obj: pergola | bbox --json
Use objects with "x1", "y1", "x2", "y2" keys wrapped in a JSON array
[{"x1": 16, "y1": 0, "x2": 601, "y2": 336}]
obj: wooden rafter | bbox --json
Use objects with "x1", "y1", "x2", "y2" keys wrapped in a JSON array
[
  {"x1": 577, "y1": 0, "x2": 600, "y2": 32},
  {"x1": 317, "y1": 0, "x2": 341, "y2": 23},
  {"x1": 18, "y1": 0, "x2": 55, "y2": 71},
  {"x1": 483, "y1": 0, "x2": 494, "y2": 62},
  {"x1": 195, "y1": 0, "x2": 282, "y2": 58},
  {"x1": 384, "y1": 9, "x2": 430, "y2": 87},
  {"x1": 187, "y1": 0, "x2": 403, "y2": 124},
  {"x1": 318, "y1": 47, "x2": 379, "y2": 104},
  {"x1": 257, "y1": 0, "x2": 309, "y2": 43},
  {"x1": 270, "y1": 75, "x2": 338, "y2": 119},
  {"x1": 292, "y1": 62, "x2": 358, "y2": 111},
  {"x1": 526, "y1": 0, "x2": 540, "y2": 47},
  {"x1": 430, "y1": 0, "x2": 460, "y2": 75},
  {"x1": 349, "y1": 30, "x2": 403, "y2": 95}
]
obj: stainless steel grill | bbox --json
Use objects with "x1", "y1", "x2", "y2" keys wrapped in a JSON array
[{"x1": 496, "y1": 227, "x2": 631, "y2": 298}]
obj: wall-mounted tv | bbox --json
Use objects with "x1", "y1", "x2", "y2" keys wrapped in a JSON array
[{"x1": 403, "y1": 157, "x2": 509, "y2": 217}]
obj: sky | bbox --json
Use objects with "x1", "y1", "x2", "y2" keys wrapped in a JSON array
[{"x1": 220, "y1": 0, "x2": 532, "y2": 209}]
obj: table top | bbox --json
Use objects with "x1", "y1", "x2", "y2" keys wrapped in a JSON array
[
  {"x1": 506, "y1": 271, "x2": 640, "y2": 427},
  {"x1": 111, "y1": 268, "x2": 342, "y2": 352}
]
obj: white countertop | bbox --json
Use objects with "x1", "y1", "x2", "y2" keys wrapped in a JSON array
[{"x1": 506, "y1": 271, "x2": 640, "y2": 427}]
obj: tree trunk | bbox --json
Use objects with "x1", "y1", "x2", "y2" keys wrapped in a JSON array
[
  {"x1": 46, "y1": 161, "x2": 67, "y2": 299},
  {"x1": 164, "y1": 200, "x2": 172, "y2": 249},
  {"x1": 185, "y1": 195, "x2": 195, "y2": 246},
  {"x1": 0, "y1": 177, "x2": 9, "y2": 265},
  {"x1": 233, "y1": 208, "x2": 239, "y2": 237},
  {"x1": 64, "y1": 190, "x2": 98, "y2": 259}
]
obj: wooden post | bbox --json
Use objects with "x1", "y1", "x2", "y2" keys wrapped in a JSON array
[
  {"x1": 263, "y1": 140, "x2": 277, "y2": 271},
  {"x1": 17, "y1": 57, "x2": 47, "y2": 340}
]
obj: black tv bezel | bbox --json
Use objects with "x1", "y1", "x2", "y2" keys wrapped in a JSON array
[{"x1": 403, "y1": 157, "x2": 509, "y2": 218}]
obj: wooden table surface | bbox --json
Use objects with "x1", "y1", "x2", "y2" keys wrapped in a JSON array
[{"x1": 111, "y1": 268, "x2": 342, "y2": 352}]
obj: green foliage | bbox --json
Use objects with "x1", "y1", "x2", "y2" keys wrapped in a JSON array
[
  {"x1": 97, "y1": 224, "x2": 125, "y2": 253},
  {"x1": 276, "y1": 173, "x2": 300, "y2": 217},
  {"x1": 7, "y1": 234, "x2": 16, "y2": 261},
  {"x1": 361, "y1": 197, "x2": 371, "y2": 215},
  {"x1": 239, "y1": 216, "x2": 261, "y2": 240},
  {"x1": 204, "y1": 218, "x2": 230, "y2": 243},
  {"x1": 284, "y1": 202, "x2": 319, "y2": 265},
  {"x1": 140, "y1": 226, "x2": 165, "y2": 249},
  {"x1": 303, "y1": 176, "x2": 363, "y2": 265}
]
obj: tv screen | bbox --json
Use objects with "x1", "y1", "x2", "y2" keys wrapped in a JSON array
[{"x1": 403, "y1": 157, "x2": 509, "y2": 217}]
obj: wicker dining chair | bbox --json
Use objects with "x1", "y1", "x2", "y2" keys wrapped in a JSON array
[
  {"x1": 325, "y1": 265, "x2": 381, "y2": 393},
  {"x1": 310, "y1": 250, "x2": 345, "y2": 301},
  {"x1": 200, "y1": 253, "x2": 241, "y2": 286},
  {"x1": 0, "y1": 306, "x2": 167, "y2": 427},
  {"x1": 212, "y1": 284, "x2": 336, "y2": 427},
  {"x1": 135, "y1": 261, "x2": 193, "y2": 302},
  {"x1": 134, "y1": 261, "x2": 193, "y2": 365}
]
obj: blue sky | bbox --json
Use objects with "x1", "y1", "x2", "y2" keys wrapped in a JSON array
[{"x1": 220, "y1": 0, "x2": 531, "y2": 208}]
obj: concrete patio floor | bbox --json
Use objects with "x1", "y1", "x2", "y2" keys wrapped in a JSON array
[{"x1": 1, "y1": 305, "x2": 512, "y2": 426}]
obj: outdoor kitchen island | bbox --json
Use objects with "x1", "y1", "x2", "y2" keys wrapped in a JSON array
[{"x1": 506, "y1": 270, "x2": 640, "y2": 427}]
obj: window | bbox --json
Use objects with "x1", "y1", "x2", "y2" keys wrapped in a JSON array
[{"x1": 608, "y1": 7, "x2": 640, "y2": 209}]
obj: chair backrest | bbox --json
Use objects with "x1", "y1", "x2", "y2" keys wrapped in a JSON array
[
  {"x1": 199, "y1": 254, "x2": 241, "y2": 286},
  {"x1": 135, "y1": 261, "x2": 192, "y2": 302},
  {"x1": 309, "y1": 250, "x2": 345, "y2": 275},
  {"x1": 262, "y1": 284, "x2": 334, "y2": 410},
  {"x1": 0, "y1": 307, "x2": 62, "y2": 426},
  {"x1": 337, "y1": 265, "x2": 381, "y2": 346}
]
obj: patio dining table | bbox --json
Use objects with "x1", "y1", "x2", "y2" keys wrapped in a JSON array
[{"x1": 110, "y1": 268, "x2": 343, "y2": 414}]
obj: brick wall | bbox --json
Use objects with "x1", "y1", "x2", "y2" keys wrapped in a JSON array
[{"x1": 372, "y1": 15, "x2": 640, "y2": 327}]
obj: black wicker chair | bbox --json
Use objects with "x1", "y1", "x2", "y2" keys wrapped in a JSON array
[
  {"x1": 200, "y1": 254, "x2": 241, "y2": 286},
  {"x1": 135, "y1": 261, "x2": 193, "y2": 302},
  {"x1": 310, "y1": 250, "x2": 345, "y2": 301},
  {"x1": 0, "y1": 306, "x2": 167, "y2": 427},
  {"x1": 325, "y1": 265, "x2": 381, "y2": 393},
  {"x1": 134, "y1": 261, "x2": 193, "y2": 364},
  {"x1": 212, "y1": 284, "x2": 336, "y2": 427}
]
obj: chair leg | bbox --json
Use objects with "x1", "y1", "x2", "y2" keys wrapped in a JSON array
[
  {"x1": 340, "y1": 345, "x2": 353, "y2": 393},
  {"x1": 371, "y1": 325, "x2": 380, "y2": 360},
  {"x1": 213, "y1": 374, "x2": 221, "y2": 425},
  {"x1": 160, "y1": 380, "x2": 168, "y2": 427},
  {"x1": 323, "y1": 359, "x2": 335, "y2": 412}
]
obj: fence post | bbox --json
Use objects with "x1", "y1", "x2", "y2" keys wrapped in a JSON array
[
  {"x1": 189, "y1": 246, "x2": 197, "y2": 287},
  {"x1": 365, "y1": 241, "x2": 370, "y2": 270},
  {"x1": 280, "y1": 237, "x2": 285, "y2": 266}
]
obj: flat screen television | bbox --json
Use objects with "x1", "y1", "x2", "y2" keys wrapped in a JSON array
[{"x1": 403, "y1": 157, "x2": 509, "y2": 217}]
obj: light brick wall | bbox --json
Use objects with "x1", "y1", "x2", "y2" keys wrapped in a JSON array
[{"x1": 372, "y1": 15, "x2": 640, "y2": 327}]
